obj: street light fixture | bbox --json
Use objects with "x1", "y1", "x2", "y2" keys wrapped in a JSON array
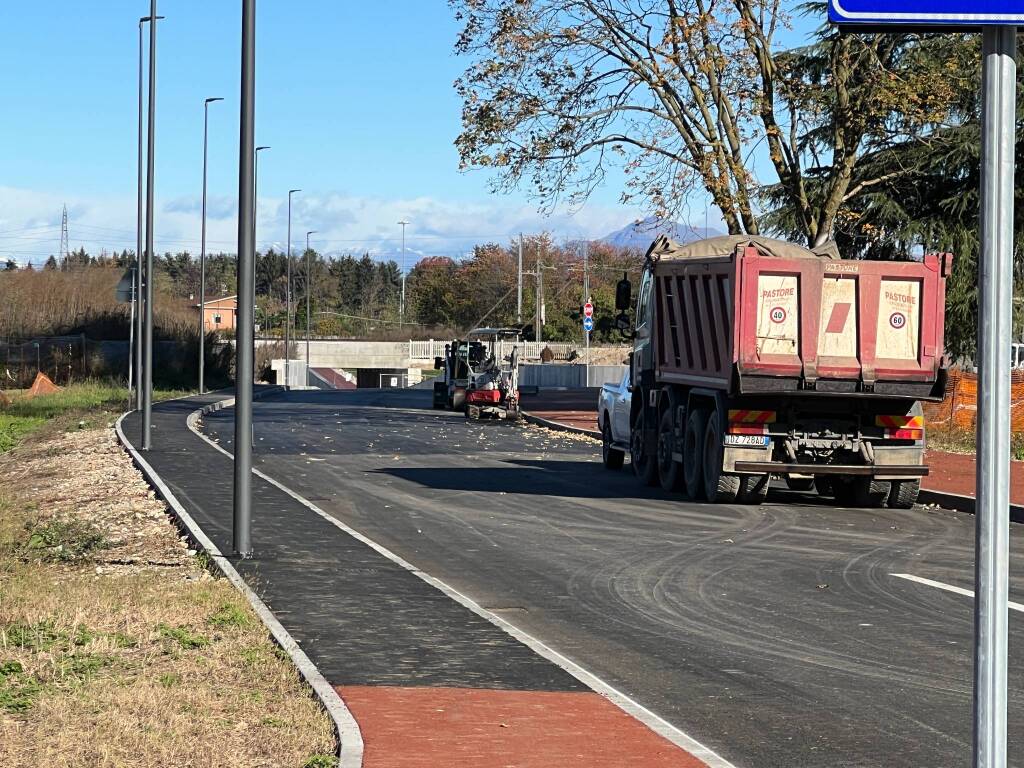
[
  {"x1": 305, "y1": 230, "x2": 317, "y2": 369},
  {"x1": 136, "y1": 13, "x2": 163, "y2": 413},
  {"x1": 198, "y1": 96, "x2": 224, "y2": 395},
  {"x1": 398, "y1": 220, "x2": 409, "y2": 325},
  {"x1": 285, "y1": 189, "x2": 301, "y2": 389}
]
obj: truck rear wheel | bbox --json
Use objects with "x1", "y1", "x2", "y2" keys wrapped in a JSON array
[
  {"x1": 631, "y1": 409, "x2": 659, "y2": 487},
  {"x1": 785, "y1": 477, "x2": 816, "y2": 492},
  {"x1": 683, "y1": 408, "x2": 707, "y2": 500},
  {"x1": 703, "y1": 411, "x2": 739, "y2": 503},
  {"x1": 888, "y1": 479, "x2": 921, "y2": 509},
  {"x1": 814, "y1": 477, "x2": 835, "y2": 498},
  {"x1": 737, "y1": 474, "x2": 769, "y2": 504},
  {"x1": 602, "y1": 421, "x2": 625, "y2": 471},
  {"x1": 835, "y1": 477, "x2": 889, "y2": 508},
  {"x1": 657, "y1": 408, "x2": 684, "y2": 491}
]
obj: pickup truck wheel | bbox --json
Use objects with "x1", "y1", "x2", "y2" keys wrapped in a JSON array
[
  {"x1": 785, "y1": 477, "x2": 816, "y2": 492},
  {"x1": 631, "y1": 409, "x2": 659, "y2": 486},
  {"x1": 703, "y1": 411, "x2": 739, "y2": 503},
  {"x1": 737, "y1": 474, "x2": 769, "y2": 504},
  {"x1": 888, "y1": 479, "x2": 921, "y2": 509},
  {"x1": 602, "y1": 420, "x2": 625, "y2": 470},
  {"x1": 657, "y1": 408, "x2": 684, "y2": 491},
  {"x1": 683, "y1": 408, "x2": 708, "y2": 500}
]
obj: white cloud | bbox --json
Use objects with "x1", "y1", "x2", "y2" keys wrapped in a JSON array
[{"x1": 0, "y1": 185, "x2": 667, "y2": 268}]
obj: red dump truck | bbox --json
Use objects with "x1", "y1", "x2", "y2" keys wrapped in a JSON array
[{"x1": 615, "y1": 235, "x2": 951, "y2": 508}]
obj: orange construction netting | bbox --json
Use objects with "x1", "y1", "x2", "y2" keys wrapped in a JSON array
[{"x1": 923, "y1": 369, "x2": 1024, "y2": 432}]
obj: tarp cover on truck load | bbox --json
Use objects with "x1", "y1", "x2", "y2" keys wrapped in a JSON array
[{"x1": 645, "y1": 234, "x2": 840, "y2": 262}]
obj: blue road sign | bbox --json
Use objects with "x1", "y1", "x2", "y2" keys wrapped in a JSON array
[
  {"x1": 583, "y1": 316, "x2": 594, "y2": 332},
  {"x1": 829, "y1": 0, "x2": 1024, "y2": 25}
]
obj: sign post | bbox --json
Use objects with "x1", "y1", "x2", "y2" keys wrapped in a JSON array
[
  {"x1": 828, "y1": 5, "x2": 1015, "y2": 767},
  {"x1": 583, "y1": 301, "x2": 594, "y2": 370}
]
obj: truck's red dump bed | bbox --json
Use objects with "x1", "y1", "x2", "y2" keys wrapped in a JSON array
[{"x1": 651, "y1": 235, "x2": 950, "y2": 398}]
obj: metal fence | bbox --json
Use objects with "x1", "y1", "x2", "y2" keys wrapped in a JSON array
[{"x1": 0, "y1": 335, "x2": 105, "y2": 388}]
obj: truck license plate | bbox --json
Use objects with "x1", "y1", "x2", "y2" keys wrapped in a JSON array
[{"x1": 724, "y1": 434, "x2": 770, "y2": 447}]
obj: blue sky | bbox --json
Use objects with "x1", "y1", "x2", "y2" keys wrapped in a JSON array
[{"x1": 0, "y1": 2, "x2": 818, "y2": 267}]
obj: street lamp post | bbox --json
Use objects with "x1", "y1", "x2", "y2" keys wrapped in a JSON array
[
  {"x1": 305, "y1": 230, "x2": 317, "y2": 370},
  {"x1": 141, "y1": 0, "x2": 158, "y2": 451},
  {"x1": 233, "y1": 0, "x2": 256, "y2": 557},
  {"x1": 253, "y1": 146, "x2": 269, "y2": 385},
  {"x1": 285, "y1": 189, "x2": 301, "y2": 388},
  {"x1": 198, "y1": 96, "x2": 223, "y2": 395},
  {"x1": 398, "y1": 220, "x2": 409, "y2": 325},
  {"x1": 136, "y1": 14, "x2": 162, "y2": 412}
]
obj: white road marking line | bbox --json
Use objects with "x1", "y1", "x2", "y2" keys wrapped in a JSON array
[
  {"x1": 192, "y1": 397, "x2": 739, "y2": 768},
  {"x1": 893, "y1": 573, "x2": 1024, "y2": 613}
]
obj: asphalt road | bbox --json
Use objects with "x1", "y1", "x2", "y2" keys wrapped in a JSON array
[{"x1": 204, "y1": 388, "x2": 1024, "y2": 768}]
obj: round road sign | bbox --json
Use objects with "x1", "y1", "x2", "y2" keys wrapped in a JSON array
[
  {"x1": 584, "y1": 302, "x2": 594, "y2": 318},
  {"x1": 583, "y1": 316, "x2": 594, "y2": 332},
  {"x1": 889, "y1": 311, "x2": 906, "y2": 329},
  {"x1": 769, "y1": 306, "x2": 787, "y2": 324}
]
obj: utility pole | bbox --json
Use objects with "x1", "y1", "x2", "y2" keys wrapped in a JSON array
[
  {"x1": 285, "y1": 189, "x2": 300, "y2": 388},
  {"x1": 141, "y1": 0, "x2": 158, "y2": 450},
  {"x1": 233, "y1": 0, "x2": 256, "y2": 557},
  {"x1": 199, "y1": 96, "x2": 224, "y2": 395},
  {"x1": 534, "y1": 244, "x2": 543, "y2": 343},
  {"x1": 517, "y1": 233, "x2": 523, "y2": 324},
  {"x1": 398, "y1": 220, "x2": 409, "y2": 325},
  {"x1": 59, "y1": 205, "x2": 69, "y2": 262}
]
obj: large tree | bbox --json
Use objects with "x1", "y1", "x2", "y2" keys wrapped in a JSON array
[{"x1": 452, "y1": 0, "x2": 947, "y2": 247}]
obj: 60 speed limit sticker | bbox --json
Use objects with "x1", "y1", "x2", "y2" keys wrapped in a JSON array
[
  {"x1": 889, "y1": 311, "x2": 906, "y2": 329},
  {"x1": 769, "y1": 306, "x2": 787, "y2": 324}
]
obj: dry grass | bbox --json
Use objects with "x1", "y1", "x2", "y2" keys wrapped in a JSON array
[
  {"x1": 0, "y1": 426, "x2": 335, "y2": 767},
  {"x1": 928, "y1": 425, "x2": 1024, "y2": 461}
]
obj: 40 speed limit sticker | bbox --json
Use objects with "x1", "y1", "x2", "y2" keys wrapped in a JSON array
[{"x1": 770, "y1": 306, "x2": 787, "y2": 324}]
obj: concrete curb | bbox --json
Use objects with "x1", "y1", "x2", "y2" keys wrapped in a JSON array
[
  {"x1": 115, "y1": 388, "x2": 364, "y2": 768},
  {"x1": 918, "y1": 488, "x2": 1024, "y2": 520},
  {"x1": 522, "y1": 410, "x2": 601, "y2": 439}
]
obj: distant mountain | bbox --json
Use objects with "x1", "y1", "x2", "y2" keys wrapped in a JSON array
[{"x1": 600, "y1": 216, "x2": 723, "y2": 250}]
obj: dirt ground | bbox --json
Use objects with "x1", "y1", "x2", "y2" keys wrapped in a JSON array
[{"x1": 0, "y1": 424, "x2": 335, "y2": 768}]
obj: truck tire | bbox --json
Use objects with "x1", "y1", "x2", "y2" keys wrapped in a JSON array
[
  {"x1": 703, "y1": 410, "x2": 739, "y2": 502},
  {"x1": 888, "y1": 479, "x2": 921, "y2": 509},
  {"x1": 631, "y1": 409, "x2": 659, "y2": 487},
  {"x1": 785, "y1": 477, "x2": 816, "y2": 492},
  {"x1": 836, "y1": 477, "x2": 889, "y2": 508},
  {"x1": 737, "y1": 474, "x2": 769, "y2": 505},
  {"x1": 683, "y1": 408, "x2": 708, "y2": 500},
  {"x1": 657, "y1": 408, "x2": 684, "y2": 491},
  {"x1": 814, "y1": 477, "x2": 835, "y2": 498},
  {"x1": 602, "y1": 420, "x2": 625, "y2": 471}
]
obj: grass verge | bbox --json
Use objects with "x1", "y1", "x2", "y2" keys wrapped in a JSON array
[
  {"x1": 928, "y1": 426, "x2": 1024, "y2": 460},
  {"x1": 0, "y1": 382, "x2": 187, "y2": 455},
  {"x1": 0, "y1": 397, "x2": 335, "y2": 766}
]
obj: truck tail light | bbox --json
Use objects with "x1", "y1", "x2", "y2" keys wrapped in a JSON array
[
  {"x1": 728, "y1": 424, "x2": 768, "y2": 436},
  {"x1": 876, "y1": 414, "x2": 924, "y2": 440},
  {"x1": 727, "y1": 410, "x2": 774, "y2": 435}
]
